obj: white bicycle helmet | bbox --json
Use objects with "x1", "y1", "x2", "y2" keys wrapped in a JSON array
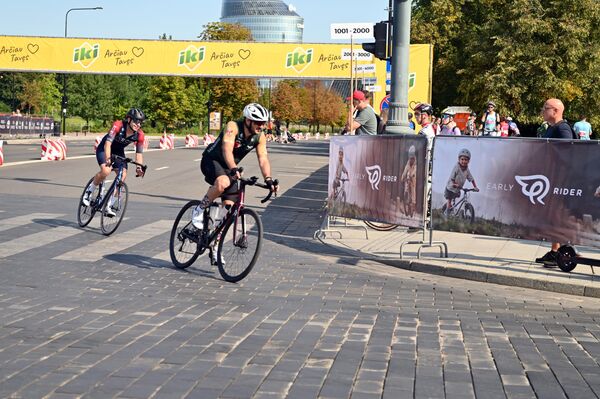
[
  {"x1": 458, "y1": 148, "x2": 471, "y2": 159},
  {"x1": 243, "y1": 103, "x2": 269, "y2": 122},
  {"x1": 408, "y1": 145, "x2": 416, "y2": 157}
]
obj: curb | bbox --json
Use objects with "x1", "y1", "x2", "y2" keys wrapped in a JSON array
[{"x1": 317, "y1": 236, "x2": 600, "y2": 299}]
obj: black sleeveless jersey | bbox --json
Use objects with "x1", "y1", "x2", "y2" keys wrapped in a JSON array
[{"x1": 203, "y1": 119, "x2": 262, "y2": 164}]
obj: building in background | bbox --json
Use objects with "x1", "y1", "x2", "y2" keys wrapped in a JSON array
[{"x1": 221, "y1": 0, "x2": 304, "y2": 43}]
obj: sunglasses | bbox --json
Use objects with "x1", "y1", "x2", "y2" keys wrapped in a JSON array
[
  {"x1": 131, "y1": 118, "x2": 143, "y2": 125},
  {"x1": 442, "y1": 114, "x2": 451, "y2": 118},
  {"x1": 414, "y1": 112, "x2": 422, "y2": 117}
]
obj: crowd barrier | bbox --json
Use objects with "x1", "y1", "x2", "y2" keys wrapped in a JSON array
[
  {"x1": 317, "y1": 134, "x2": 600, "y2": 258},
  {"x1": 159, "y1": 133, "x2": 175, "y2": 150},
  {"x1": 185, "y1": 134, "x2": 199, "y2": 147},
  {"x1": 41, "y1": 137, "x2": 67, "y2": 161},
  {"x1": 93, "y1": 136, "x2": 102, "y2": 152},
  {"x1": 203, "y1": 134, "x2": 216, "y2": 146},
  {"x1": 0, "y1": 140, "x2": 3, "y2": 166}
]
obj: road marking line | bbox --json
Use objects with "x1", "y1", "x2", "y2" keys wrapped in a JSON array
[
  {"x1": 0, "y1": 213, "x2": 64, "y2": 233},
  {"x1": 155, "y1": 166, "x2": 169, "y2": 171},
  {"x1": 54, "y1": 220, "x2": 172, "y2": 262},
  {"x1": 0, "y1": 226, "x2": 82, "y2": 258}
]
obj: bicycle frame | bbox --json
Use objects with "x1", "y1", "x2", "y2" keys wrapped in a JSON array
[{"x1": 449, "y1": 190, "x2": 470, "y2": 215}]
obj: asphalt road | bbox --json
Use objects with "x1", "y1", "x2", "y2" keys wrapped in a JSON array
[{"x1": 1, "y1": 141, "x2": 600, "y2": 398}]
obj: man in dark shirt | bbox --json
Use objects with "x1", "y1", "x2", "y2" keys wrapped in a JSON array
[
  {"x1": 543, "y1": 98, "x2": 574, "y2": 139},
  {"x1": 535, "y1": 98, "x2": 573, "y2": 267}
]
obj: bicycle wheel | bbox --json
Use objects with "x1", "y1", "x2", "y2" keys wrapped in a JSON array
[
  {"x1": 169, "y1": 200, "x2": 202, "y2": 269},
  {"x1": 77, "y1": 177, "x2": 99, "y2": 227},
  {"x1": 463, "y1": 203, "x2": 475, "y2": 224},
  {"x1": 557, "y1": 245, "x2": 578, "y2": 273},
  {"x1": 100, "y1": 182, "x2": 128, "y2": 235},
  {"x1": 217, "y1": 208, "x2": 263, "y2": 282},
  {"x1": 364, "y1": 221, "x2": 399, "y2": 231}
]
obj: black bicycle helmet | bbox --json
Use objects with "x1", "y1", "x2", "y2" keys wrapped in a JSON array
[
  {"x1": 126, "y1": 108, "x2": 146, "y2": 122},
  {"x1": 414, "y1": 102, "x2": 433, "y2": 115},
  {"x1": 243, "y1": 103, "x2": 269, "y2": 122}
]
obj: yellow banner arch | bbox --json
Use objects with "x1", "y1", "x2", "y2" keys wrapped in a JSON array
[{"x1": 0, "y1": 36, "x2": 432, "y2": 109}]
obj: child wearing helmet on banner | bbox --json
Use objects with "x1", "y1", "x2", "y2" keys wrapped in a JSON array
[
  {"x1": 330, "y1": 146, "x2": 349, "y2": 201},
  {"x1": 401, "y1": 145, "x2": 418, "y2": 217},
  {"x1": 444, "y1": 148, "x2": 479, "y2": 216}
]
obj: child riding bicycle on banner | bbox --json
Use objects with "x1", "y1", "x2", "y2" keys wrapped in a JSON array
[
  {"x1": 444, "y1": 148, "x2": 479, "y2": 217},
  {"x1": 82, "y1": 108, "x2": 146, "y2": 216}
]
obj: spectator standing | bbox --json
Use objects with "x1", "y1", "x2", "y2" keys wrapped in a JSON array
[
  {"x1": 535, "y1": 98, "x2": 575, "y2": 267},
  {"x1": 506, "y1": 117, "x2": 520, "y2": 136},
  {"x1": 479, "y1": 101, "x2": 500, "y2": 136},
  {"x1": 573, "y1": 115, "x2": 593, "y2": 140},
  {"x1": 439, "y1": 109, "x2": 461, "y2": 135},
  {"x1": 465, "y1": 112, "x2": 478, "y2": 136},
  {"x1": 499, "y1": 116, "x2": 509, "y2": 137},
  {"x1": 345, "y1": 90, "x2": 377, "y2": 135},
  {"x1": 413, "y1": 103, "x2": 436, "y2": 152},
  {"x1": 408, "y1": 112, "x2": 416, "y2": 130}
]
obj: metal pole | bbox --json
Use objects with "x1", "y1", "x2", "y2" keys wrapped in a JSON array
[
  {"x1": 63, "y1": 7, "x2": 103, "y2": 136},
  {"x1": 386, "y1": 0, "x2": 412, "y2": 134}
]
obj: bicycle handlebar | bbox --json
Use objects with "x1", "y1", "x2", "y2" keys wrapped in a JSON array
[
  {"x1": 111, "y1": 155, "x2": 148, "y2": 176},
  {"x1": 462, "y1": 188, "x2": 479, "y2": 192},
  {"x1": 231, "y1": 167, "x2": 278, "y2": 203}
]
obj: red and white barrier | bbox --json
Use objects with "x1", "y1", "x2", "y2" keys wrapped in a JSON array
[
  {"x1": 185, "y1": 134, "x2": 199, "y2": 147},
  {"x1": 0, "y1": 140, "x2": 3, "y2": 166},
  {"x1": 203, "y1": 134, "x2": 216, "y2": 146},
  {"x1": 143, "y1": 136, "x2": 150, "y2": 150},
  {"x1": 159, "y1": 133, "x2": 175, "y2": 150},
  {"x1": 41, "y1": 138, "x2": 67, "y2": 161},
  {"x1": 325, "y1": 132, "x2": 330, "y2": 140},
  {"x1": 93, "y1": 136, "x2": 102, "y2": 152}
]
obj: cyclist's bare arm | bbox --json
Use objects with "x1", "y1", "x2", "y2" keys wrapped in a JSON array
[
  {"x1": 222, "y1": 121, "x2": 240, "y2": 177},
  {"x1": 103, "y1": 140, "x2": 112, "y2": 166},
  {"x1": 256, "y1": 134, "x2": 272, "y2": 180}
]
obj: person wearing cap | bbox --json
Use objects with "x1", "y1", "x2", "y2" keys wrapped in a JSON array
[
  {"x1": 440, "y1": 109, "x2": 461, "y2": 135},
  {"x1": 345, "y1": 90, "x2": 377, "y2": 135},
  {"x1": 466, "y1": 112, "x2": 478, "y2": 136},
  {"x1": 479, "y1": 101, "x2": 500, "y2": 136}
]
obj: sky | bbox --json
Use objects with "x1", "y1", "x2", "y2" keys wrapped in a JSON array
[{"x1": 1, "y1": 0, "x2": 390, "y2": 43}]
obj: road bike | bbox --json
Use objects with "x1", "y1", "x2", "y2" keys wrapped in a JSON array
[
  {"x1": 169, "y1": 169, "x2": 277, "y2": 282},
  {"x1": 441, "y1": 187, "x2": 477, "y2": 223},
  {"x1": 77, "y1": 155, "x2": 147, "y2": 235}
]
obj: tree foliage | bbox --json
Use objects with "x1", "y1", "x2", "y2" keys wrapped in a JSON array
[
  {"x1": 271, "y1": 80, "x2": 306, "y2": 127},
  {"x1": 411, "y1": 0, "x2": 600, "y2": 126}
]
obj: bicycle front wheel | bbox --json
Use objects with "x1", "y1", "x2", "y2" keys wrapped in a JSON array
[
  {"x1": 217, "y1": 208, "x2": 263, "y2": 282},
  {"x1": 364, "y1": 221, "x2": 399, "y2": 231},
  {"x1": 169, "y1": 200, "x2": 202, "y2": 269},
  {"x1": 77, "y1": 177, "x2": 99, "y2": 227},
  {"x1": 463, "y1": 203, "x2": 475, "y2": 224},
  {"x1": 100, "y1": 182, "x2": 128, "y2": 235}
]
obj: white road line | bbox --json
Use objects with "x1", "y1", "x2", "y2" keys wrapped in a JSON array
[
  {"x1": 155, "y1": 166, "x2": 169, "y2": 171},
  {"x1": 54, "y1": 220, "x2": 172, "y2": 262},
  {"x1": 0, "y1": 213, "x2": 64, "y2": 233},
  {"x1": 0, "y1": 226, "x2": 82, "y2": 258}
]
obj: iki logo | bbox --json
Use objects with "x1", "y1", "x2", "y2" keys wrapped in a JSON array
[
  {"x1": 408, "y1": 73, "x2": 416, "y2": 91},
  {"x1": 286, "y1": 47, "x2": 313, "y2": 74},
  {"x1": 178, "y1": 46, "x2": 206, "y2": 71},
  {"x1": 72, "y1": 42, "x2": 100, "y2": 69},
  {"x1": 365, "y1": 165, "x2": 381, "y2": 191}
]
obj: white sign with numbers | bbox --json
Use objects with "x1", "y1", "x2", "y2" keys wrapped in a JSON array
[{"x1": 330, "y1": 23, "x2": 374, "y2": 40}]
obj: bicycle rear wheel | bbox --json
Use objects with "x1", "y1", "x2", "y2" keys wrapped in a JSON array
[
  {"x1": 100, "y1": 182, "x2": 128, "y2": 235},
  {"x1": 169, "y1": 200, "x2": 202, "y2": 269},
  {"x1": 364, "y1": 221, "x2": 399, "y2": 231},
  {"x1": 217, "y1": 208, "x2": 263, "y2": 282},
  {"x1": 77, "y1": 177, "x2": 99, "y2": 227}
]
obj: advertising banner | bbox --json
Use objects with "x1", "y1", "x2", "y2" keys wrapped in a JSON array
[
  {"x1": 328, "y1": 135, "x2": 428, "y2": 228},
  {"x1": 0, "y1": 114, "x2": 54, "y2": 135},
  {"x1": 431, "y1": 136, "x2": 600, "y2": 246},
  {"x1": 0, "y1": 36, "x2": 433, "y2": 111}
]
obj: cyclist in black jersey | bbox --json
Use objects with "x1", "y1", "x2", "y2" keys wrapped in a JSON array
[{"x1": 193, "y1": 103, "x2": 279, "y2": 227}]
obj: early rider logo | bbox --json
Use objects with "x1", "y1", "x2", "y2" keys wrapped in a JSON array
[
  {"x1": 365, "y1": 165, "x2": 381, "y2": 191},
  {"x1": 515, "y1": 175, "x2": 550, "y2": 205}
]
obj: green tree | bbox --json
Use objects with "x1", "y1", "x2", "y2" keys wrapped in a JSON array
[
  {"x1": 69, "y1": 74, "x2": 114, "y2": 128},
  {"x1": 18, "y1": 73, "x2": 60, "y2": 115},
  {"x1": 147, "y1": 76, "x2": 190, "y2": 129}
]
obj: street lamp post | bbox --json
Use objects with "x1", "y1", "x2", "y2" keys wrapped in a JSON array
[{"x1": 62, "y1": 7, "x2": 103, "y2": 136}]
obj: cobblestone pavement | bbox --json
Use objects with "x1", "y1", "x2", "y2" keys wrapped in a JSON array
[{"x1": 1, "y1": 142, "x2": 600, "y2": 398}]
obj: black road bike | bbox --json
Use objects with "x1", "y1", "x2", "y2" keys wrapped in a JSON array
[
  {"x1": 77, "y1": 155, "x2": 147, "y2": 235},
  {"x1": 169, "y1": 170, "x2": 277, "y2": 282}
]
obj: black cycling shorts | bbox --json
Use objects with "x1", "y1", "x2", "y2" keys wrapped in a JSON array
[
  {"x1": 200, "y1": 156, "x2": 239, "y2": 201},
  {"x1": 444, "y1": 188, "x2": 461, "y2": 201},
  {"x1": 96, "y1": 146, "x2": 127, "y2": 170}
]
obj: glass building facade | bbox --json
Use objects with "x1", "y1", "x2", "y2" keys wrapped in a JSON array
[{"x1": 221, "y1": 0, "x2": 304, "y2": 43}]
